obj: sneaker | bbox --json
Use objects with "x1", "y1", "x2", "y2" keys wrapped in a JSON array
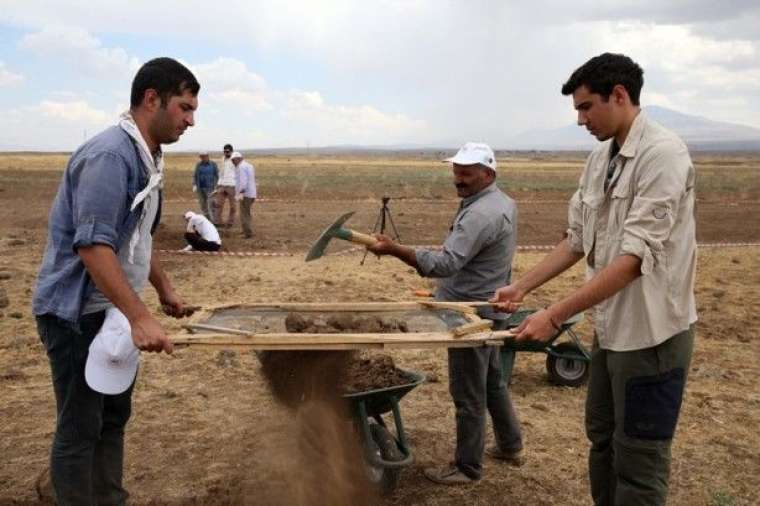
[
  {"x1": 485, "y1": 446, "x2": 525, "y2": 467},
  {"x1": 182, "y1": 245, "x2": 193, "y2": 252},
  {"x1": 423, "y1": 465, "x2": 477, "y2": 485}
]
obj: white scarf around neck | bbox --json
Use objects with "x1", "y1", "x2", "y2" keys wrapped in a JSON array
[{"x1": 118, "y1": 111, "x2": 164, "y2": 263}]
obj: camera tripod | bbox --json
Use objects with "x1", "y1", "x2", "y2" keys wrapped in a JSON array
[{"x1": 360, "y1": 196, "x2": 401, "y2": 265}]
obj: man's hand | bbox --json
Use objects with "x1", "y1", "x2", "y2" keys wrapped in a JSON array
[
  {"x1": 192, "y1": 185, "x2": 197, "y2": 193},
  {"x1": 366, "y1": 233, "x2": 397, "y2": 256},
  {"x1": 490, "y1": 284, "x2": 526, "y2": 313},
  {"x1": 513, "y1": 308, "x2": 559, "y2": 343},
  {"x1": 159, "y1": 290, "x2": 194, "y2": 318},
  {"x1": 235, "y1": 193, "x2": 244, "y2": 201},
  {"x1": 130, "y1": 313, "x2": 174, "y2": 354}
]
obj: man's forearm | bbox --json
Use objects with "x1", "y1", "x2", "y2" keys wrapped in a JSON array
[
  {"x1": 78, "y1": 245, "x2": 150, "y2": 321},
  {"x1": 548, "y1": 253, "x2": 642, "y2": 323},
  {"x1": 387, "y1": 243, "x2": 419, "y2": 269},
  {"x1": 514, "y1": 238, "x2": 584, "y2": 295},
  {"x1": 148, "y1": 250, "x2": 173, "y2": 299}
]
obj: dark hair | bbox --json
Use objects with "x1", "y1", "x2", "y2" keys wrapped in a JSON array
[
  {"x1": 561, "y1": 53, "x2": 644, "y2": 105},
  {"x1": 223, "y1": 144, "x2": 233, "y2": 151},
  {"x1": 130, "y1": 57, "x2": 200, "y2": 108}
]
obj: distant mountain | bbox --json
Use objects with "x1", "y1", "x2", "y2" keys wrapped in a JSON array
[{"x1": 507, "y1": 105, "x2": 760, "y2": 151}]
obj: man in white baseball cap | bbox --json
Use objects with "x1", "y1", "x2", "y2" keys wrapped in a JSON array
[
  {"x1": 85, "y1": 308, "x2": 140, "y2": 395},
  {"x1": 367, "y1": 141, "x2": 524, "y2": 485},
  {"x1": 445, "y1": 141, "x2": 497, "y2": 172}
]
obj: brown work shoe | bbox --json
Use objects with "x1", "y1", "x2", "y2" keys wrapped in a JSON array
[
  {"x1": 485, "y1": 446, "x2": 526, "y2": 467},
  {"x1": 423, "y1": 465, "x2": 477, "y2": 485}
]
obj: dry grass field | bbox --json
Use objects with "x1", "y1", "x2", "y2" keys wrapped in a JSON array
[{"x1": 0, "y1": 151, "x2": 758, "y2": 505}]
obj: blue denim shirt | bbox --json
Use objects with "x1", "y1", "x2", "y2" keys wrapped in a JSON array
[
  {"x1": 193, "y1": 161, "x2": 218, "y2": 190},
  {"x1": 32, "y1": 126, "x2": 151, "y2": 322}
]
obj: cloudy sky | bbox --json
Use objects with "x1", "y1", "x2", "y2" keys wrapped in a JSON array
[{"x1": 1, "y1": 1, "x2": 758, "y2": 151}]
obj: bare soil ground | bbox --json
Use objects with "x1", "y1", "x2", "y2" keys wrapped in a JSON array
[{"x1": 0, "y1": 152, "x2": 758, "y2": 505}]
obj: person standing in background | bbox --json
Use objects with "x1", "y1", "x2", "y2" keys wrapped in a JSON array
[
  {"x1": 213, "y1": 143, "x2": 237, "y2": 227},
  {"x1": 192, "y1": 151, "x2": 218, "y2": 220},
  {"x1": 231, "y1": 151, "x2": 256, "y2": 239}
]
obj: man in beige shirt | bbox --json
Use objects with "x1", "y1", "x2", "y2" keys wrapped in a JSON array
[{"x1": 492, "y1": 53, "x2": 696, "y2": 505}]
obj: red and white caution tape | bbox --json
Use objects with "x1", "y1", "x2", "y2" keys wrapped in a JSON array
[
  {"x1": 160, "y1": 241, "x2": 759, "y2": 258},
  {"x1": 159, "y1": 249, "x2": 292, "y2": 257}
]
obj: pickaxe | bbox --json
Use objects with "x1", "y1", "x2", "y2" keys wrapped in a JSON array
[{"x1": 305, "y1": 212, "x2": 378, "y2": 262}]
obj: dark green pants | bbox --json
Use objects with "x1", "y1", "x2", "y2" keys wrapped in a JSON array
[{"x1": 585, "y1": 325, "x2": 694, "y2": 506}]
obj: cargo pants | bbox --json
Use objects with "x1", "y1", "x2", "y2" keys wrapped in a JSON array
[{"x1": 586, "y1": 325, "x2": 694, "y2": 506}]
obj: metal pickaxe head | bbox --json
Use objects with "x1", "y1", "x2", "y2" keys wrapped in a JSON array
[{"x1": 305, "y1": 211, "x2": 378, "y2": 262}]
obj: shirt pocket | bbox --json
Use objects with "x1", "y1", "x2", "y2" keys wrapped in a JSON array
[
  {"x1": 581, "y1": 194, "x2": 601, "y2": 263},
  {"x1": 609, "y1": 183, "x2": 632, "y2": 241}
]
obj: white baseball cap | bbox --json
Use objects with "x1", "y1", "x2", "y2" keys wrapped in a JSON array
[
  {"x1": 444, "y1": 142, "x2": 497, "y2": 171},
  {"x1": 85, "y1": 308, "x2": 140, "y2": 395},
  {"x1": 231, "y1": 151, "x2": 243, "y2": 160},
  {"x1": 198, "y1": 150, "x2": 209, "y2": 156},
  {"x1": 184, "y1": 211, "x2": 195, "y2": 220}
]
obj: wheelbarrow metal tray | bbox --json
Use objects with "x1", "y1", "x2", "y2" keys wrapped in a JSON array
[{"x1": 343, "y1": 368, "x2": 426, "y2": 417}]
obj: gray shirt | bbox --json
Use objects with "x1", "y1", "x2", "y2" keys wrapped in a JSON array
[{"x1": 415, "y1": 183, "x2": 517, "y2": 320}]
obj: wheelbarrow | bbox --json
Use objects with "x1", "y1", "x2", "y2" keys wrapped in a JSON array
[
  {"x1": 342, "y1": 368, "x2": 425, "y2": 496},
  {"x1": 499, "y1": 309, "x2": 591, "y2": 387}
]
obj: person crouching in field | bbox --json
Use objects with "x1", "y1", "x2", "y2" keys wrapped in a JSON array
[
  {"x1": 32, "y1": 57, "x2": 199, "y2": 505},
  {"x1": 184, "y1": 211, "x2": 222, "y2": 251},
  {"x1": 492, "y1": 52, "x2": 697, "y2": 505}
]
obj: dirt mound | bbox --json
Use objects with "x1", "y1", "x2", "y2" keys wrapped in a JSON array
[
  {"x1": 284, "y1": 312, "x2": 409, "y2": 333},
  {"x1": 343, "y1": 354, "x2": 411, "y2": 394}
]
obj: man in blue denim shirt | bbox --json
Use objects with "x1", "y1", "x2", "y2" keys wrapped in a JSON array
[
  {"x1": 32, "y1": 57, "x2": 199, "y2": 505},
  {"x1": 192, "y1": 151, "x2": 218, "y2": 219}
]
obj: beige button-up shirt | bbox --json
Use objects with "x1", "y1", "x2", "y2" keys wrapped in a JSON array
[{"x1": 566, "y1": 112, "x2": 697, "y2": 351}]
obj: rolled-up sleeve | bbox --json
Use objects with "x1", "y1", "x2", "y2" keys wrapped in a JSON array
[
  {"x1": 71, "y1": 151, "x2": 130, "y2": 252},
  {"x1": 566, "y1": 187, "x2": 584, "y2": 254},
  {"x1": 619, "y1": 142, "x2": 689, "y2": 275},
  {"x1": 415, "y1": 209, "x2": 492, "y2": 278}
]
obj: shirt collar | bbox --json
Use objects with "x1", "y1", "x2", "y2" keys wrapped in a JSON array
[
  {"x1": 619, "y1": 110, "x2": 647, "y2": 159},
  {"x1": 461, "y1": 182, "x2": 498, "y2": 208}
]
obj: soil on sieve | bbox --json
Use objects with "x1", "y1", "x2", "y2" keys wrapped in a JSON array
[{"x1": 284, "y1": 312, "x2": 409, "y2": 333}]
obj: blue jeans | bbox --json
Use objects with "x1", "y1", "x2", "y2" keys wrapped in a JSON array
[{"x1": 36, "y1": 312, "x2": 134, "y2": 506}]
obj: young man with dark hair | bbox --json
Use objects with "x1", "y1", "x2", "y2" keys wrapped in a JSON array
[
  {"x1": 492, "y1": 52, "x2": 696, "y2": 505},
  {"x1": 33, "y1": 57, "x2": 199, "y2": 505}
]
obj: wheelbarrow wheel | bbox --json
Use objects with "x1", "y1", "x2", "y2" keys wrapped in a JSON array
[
  {"x1": 546, "y1": 342, "x2": 589, "y2": 387},
  {"x1": 365, "y1": 423, "x2": 403, "y2": 496}
]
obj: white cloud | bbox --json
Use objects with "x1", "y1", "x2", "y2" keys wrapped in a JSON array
[
  {"x1": 0, "y1": 62, "x2": 23, "y2": 86},
  {"x1": 35, "y1": 100, "x2": 111, "y2": 124},
  {"x1": 0, "y1": 99, "x2": 112, "y2": 150},
  {"x1": 19, "y1": 25, "x2": 140, "y2": 79},
  {"x1": 282, "y1": 90, "x2": 426, "y2": 145},
  {"x1": 191, "y1": 58, "x2": 273, "y2": 112}
]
